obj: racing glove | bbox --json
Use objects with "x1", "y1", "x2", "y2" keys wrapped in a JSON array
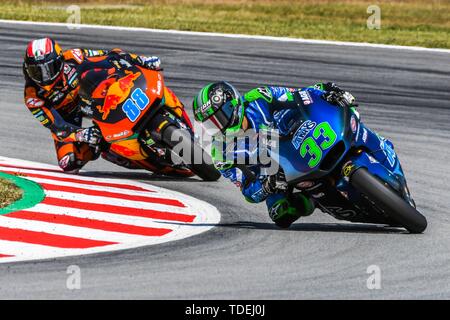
[
  {"x1": 75, "y1": 127, "x2": 102, "y2": 145},
  {"x1": 262, "y1": 170, "x2": 288, "y2": 194},
  {"x1": 138, "y1": 56, "x2": 161, "y2": 70},
  {"x1": 321, "y1": 82, "x2": 357, "y2": 108}
]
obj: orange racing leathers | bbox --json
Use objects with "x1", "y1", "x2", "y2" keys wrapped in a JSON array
[{"x1": 23, "y1": 48, "x2": 158, "y2": 172}]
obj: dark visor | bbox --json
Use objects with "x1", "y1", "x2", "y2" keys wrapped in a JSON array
[
  {"x1": 27, "y1": 57, "x2": 63, "y2": 85},
  {"x1": 209, "y1": 100, "x2": 240, "y2": 132}
]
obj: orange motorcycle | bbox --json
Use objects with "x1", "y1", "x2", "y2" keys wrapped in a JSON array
[{"x1": 79, "y1": 65, "x2": 220, "y2": 181}]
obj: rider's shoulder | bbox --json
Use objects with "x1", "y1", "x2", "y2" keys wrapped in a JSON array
[
  {"x1": 63, "y1": 49, "x2": 85, "y2": 64},
  {"x1": 243, "y1": 86, "x2": 273, "y2": 104}
]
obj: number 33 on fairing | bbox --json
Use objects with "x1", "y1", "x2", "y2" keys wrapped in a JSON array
[{"x1": 300, "y1": 121, "x2": 337, "y2": 168}]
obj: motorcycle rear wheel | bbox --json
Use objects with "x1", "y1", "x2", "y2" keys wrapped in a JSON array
[{"x1": 350, "y1": 167, "x2": 427, "y2": 233}]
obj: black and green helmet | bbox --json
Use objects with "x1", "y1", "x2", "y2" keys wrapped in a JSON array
[{"x1": 192, "y1": 81, "x2": 244, "y2": 133}]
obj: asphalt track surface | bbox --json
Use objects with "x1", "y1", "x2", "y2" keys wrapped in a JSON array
[{"x1": 0, "y1": 21, "x2": 449, "y2": 299}]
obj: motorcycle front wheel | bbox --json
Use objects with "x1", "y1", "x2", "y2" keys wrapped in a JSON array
[
  {"x1": 161, "y1": 125, "x2": 221, "y2": 182},
  {"x1": 350, "y1": 167, "x2": 427, "y2": 233}
]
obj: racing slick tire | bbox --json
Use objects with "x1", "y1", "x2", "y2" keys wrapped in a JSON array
[
  {"x1": 162, "y1": 125, "x2": 221, "y2": 182},
  {"x1": 350, "y1": 167, "x2": 427, "y2": 234}
]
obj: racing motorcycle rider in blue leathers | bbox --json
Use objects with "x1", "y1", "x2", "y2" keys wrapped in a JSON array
[{"x1": 193, "y1": 82, "x2": 356, "y2": 228}]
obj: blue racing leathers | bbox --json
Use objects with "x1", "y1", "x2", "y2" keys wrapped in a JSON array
[{"x1": 212, "y1": 85, "x2": 320, "y2": 226}]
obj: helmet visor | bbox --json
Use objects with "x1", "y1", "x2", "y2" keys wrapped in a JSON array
[
  {"x1": 206, "y1": 99, "x2": 241, "y2": 132},
  {"x1": 27, "y1": 57, "x2": 63, "y2": 85}
]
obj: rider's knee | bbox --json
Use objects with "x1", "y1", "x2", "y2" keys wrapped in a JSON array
[
  {"x1": 58, "y1": 153, "x2": 82, "y2": 174},
  {"x1": 268, "y1": 193, "x2": 315, "y2": 228},
  {"x1": 268, "y1": 197, "x2": 300, "y2": 228}
]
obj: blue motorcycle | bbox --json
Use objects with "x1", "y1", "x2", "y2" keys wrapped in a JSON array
[{"x1": 261, "y1": 88, "x2": 427, "y2": 233}]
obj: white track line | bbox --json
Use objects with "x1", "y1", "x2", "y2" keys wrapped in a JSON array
[
  {"x1": 0, "y1": 165, "x2": 156, "y2": 190},
  {"x1": 0, "y1": 158, "x2": 56, "y2": 170},
  {"x1": 44, "y1": 190, "x2": 192, "y2": 213},
  {"x1": 22, "y1": 176, "x2": 163, "y2": 197},
  {"x1": 23, "y1": 204, "x2": 186, "y2": 230},
  {"x1": 0, "y1": 240, "x2": 68, "y2": 257},
  {"x1": 1, "y1": 19, "x2": 449, "y2": 54},
  {"x1": 0, "y1": 216, "x2": 150, "y2": 243},
  {"x1": 0, "y1": 156, "x2": 221, "y2": 263}
]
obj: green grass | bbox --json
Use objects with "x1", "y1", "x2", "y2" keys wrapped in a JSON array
[
  {"x1": 0, "y1": 178, "x2": 23, "y2": 209},
  {"x1": 0, "y1": 0, "x2": 449, "y2": 48}
]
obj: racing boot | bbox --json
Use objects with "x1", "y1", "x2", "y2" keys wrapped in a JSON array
[{"x1": 267, "y1": 193, "x2": 315, "y2": 228}]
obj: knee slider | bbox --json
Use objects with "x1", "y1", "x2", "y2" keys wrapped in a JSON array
[
  {"x1": 58, "y1": 153, "x2": 81, "y2": 173},
  {"x1": 269, "y1": 198, "x2": 300, "y2": 228}
]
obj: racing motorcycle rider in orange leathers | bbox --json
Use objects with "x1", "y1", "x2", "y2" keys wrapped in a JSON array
[{"x1": 23, "y1": 37, "x2": 162, "y2": 173}]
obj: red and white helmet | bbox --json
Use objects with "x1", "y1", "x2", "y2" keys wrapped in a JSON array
[{"x1": 24, "y1": 37, "x2": 64, "y2": 88}]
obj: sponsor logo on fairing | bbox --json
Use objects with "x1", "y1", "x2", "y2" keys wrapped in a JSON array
[
  {"x1": 299, "y1": 90, "x2": 313, "y2": 105},
  {"x1": 350, "y1": 115, "x2": 358, "y2": 133},
  {"x1": 156, "y1": 76, "x2": 162, "y2": 95},
  {"x1": 380, "y1": 138, "x2": 397, "y2": 167},
  {"x1": 97, "y1": 70, "x2": 141, "y2": 121},
  {"x1": 325, "y1": 206, "x2": 357, "y2": 218},
  {"x1": 113, "y1": 130, "x2": 130, "y2": 139},
  {"x1": 362, "y1": 128, "x2": 368, "y2": 143},
  {"x1": 342, "y1": 161, "x2": 354, "y2": 177},
  {"x1": 291, "y1": 120, "x2": 317, "y2": 149}
]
